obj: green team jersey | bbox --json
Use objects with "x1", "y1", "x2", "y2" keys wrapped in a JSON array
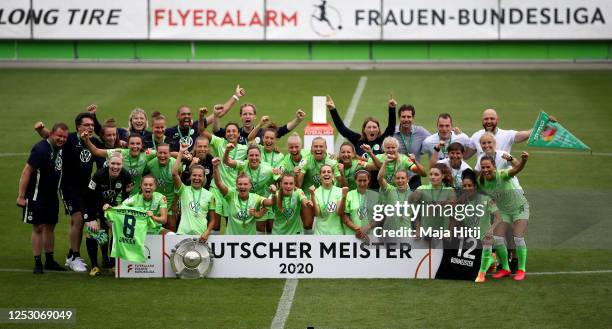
[
  {"x1": 235, "y1": 160, "x2": 279, "y2": 196},
  {"x1": 379, "y1": 185, "x2": 413, "y2": 231},
  {"x1": 272, "y1": 188, "x2": 307, "y2": 235},
  {"x1": 313, "y1": 185, "x2": 345, "y2": 235},
  {"x1": 145, "y1": 157, "x2": 176, "y2": 205},
  {"x1": 415, "y1": 184, "x2": 455, "y2": 231},
  {"x1": 258, "y1": 145, "x2": 284, "y2": 169},
  {"x1": 340, "y1": 159, "x2": 366, "y2": 190},
  {"x1": 105, "y1": 206, "x2": 157, "y2": 264},
  {"x1": 209, "y1": 135, "x2": 247, "y2": 189},
  {"x1": 369, "y1": 154, "x2": 416, "y2": 187},
  {"x1": 107, "y1": 148, "x2": 157, "y2": 196},
  {"x1": 461, "y1": 193, "x2": 498, "y2": 240},
  {"x1": 302, "y1": 154, "x2": 341, "y2": 196},
  {"x1": 225, "y1": 189, "x2": 264, "y2": 235},
  {"x1": 176, "y1": 183, "x2": 216, "y2": 235},
  {"x1": 279, "y1": 150, "x2": 310, "y2": 174},
  {"x1": 478, "y1": 169, "x2": 528, "y2": 214},
  {"x1": 344, "y1": 189, "x2": 379, "y2": 235},
  {"x1": 122, "y1": 192, "x2": 167, "y2": 234}
]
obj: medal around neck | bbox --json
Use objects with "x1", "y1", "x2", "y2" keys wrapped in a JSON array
[{"x1": 170, "y1": 238, "x2": 213, "y2": 279}]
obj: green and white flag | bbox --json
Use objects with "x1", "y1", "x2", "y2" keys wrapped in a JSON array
[{"x1": 528, "y1": 111, "x2": 590, "y2": 150}]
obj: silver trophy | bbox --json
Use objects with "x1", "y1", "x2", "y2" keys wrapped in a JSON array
[{"x1": 170, "y1": 238, "x2": 213, "y2": 279}]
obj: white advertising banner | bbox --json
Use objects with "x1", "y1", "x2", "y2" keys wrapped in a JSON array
[
  {"x1": 149, "y1": 0, "x2": 265, "y2": 40},
  {"x1": 1, "y1": 0, "x2": 610, "y2": 40},
  {"x1": 0, "y1": 0, "x2": 31, "y2": 39},
  {"x1": 382, "y1": 0, "x2": 499, "y2": 40},
  {"x1": 266, "y1": 0, "x2": 381, "y2": 40},
  {"x1": 30, "y1": 0, "x2": 147, "y2": 40},
  {"x1": 116, "y1": 235, "x2": 443, "y2": 279},
  {"x1": 499, "y1": 0, "x2": 612, "y2": 40}
]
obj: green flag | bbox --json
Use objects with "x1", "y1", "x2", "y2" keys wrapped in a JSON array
[{"x1": 528, "y1": 111, "x2": 590, "y2": 150}]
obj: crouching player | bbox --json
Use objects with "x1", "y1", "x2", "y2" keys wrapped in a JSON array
[
  {"x1": 457, "y1": 169, "x2": 502, "y2": 283},
  {"x1": 478, "y1": 152, "x2": 530, "y2": 281},
  {"x1": 86, "y1": 152, "x2": 133, "y2": 276},
  {"x1": 121, "y1": 175, "x2": 169, "y2": 235},
  {"x1": 172, "y1": 144, "x2": 218, "y2": 242}
]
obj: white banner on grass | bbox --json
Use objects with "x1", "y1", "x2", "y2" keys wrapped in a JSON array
[
  {"x1": 116, "y1": 235, "x2": 442, "y2": 279},
  {"x1": 149, "y1": 0, "x2": 265, "y2": 40},
  {"x1": 30, "y1": 0, "x2": 147, "y2": 40}
]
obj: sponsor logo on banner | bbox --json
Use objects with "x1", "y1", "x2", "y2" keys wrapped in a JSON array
[{"x1": 310, "y1": 0, "x2": 343, "y2": 37}]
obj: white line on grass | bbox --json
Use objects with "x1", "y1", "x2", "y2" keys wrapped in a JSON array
[
  {"x1": 0, "y1": 153, "x2": 28, "y2": 157},
  {"x1": 270, "y1": 278, "x2": 299, "y2": 329},
  {"x1": 528, "y1": 270, "x2": 612, "y2": 276},
  {"x1": 0, "y1": 268, "x2": 80, "y2": 274},
  {"x1": 333, "y1": 76, "x2": 368, "y2": 152}
]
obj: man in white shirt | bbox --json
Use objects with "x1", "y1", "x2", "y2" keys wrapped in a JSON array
[
  {"x1": 423, "y1": 113, "x2": 475, "y2": 161},
  {"x1": 470, "y1": 108, "x2": 532, "y2": 158}
]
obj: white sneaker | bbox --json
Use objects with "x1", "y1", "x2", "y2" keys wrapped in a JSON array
[
  {"x1": 69, "y1": 257, "x2": 88, "y2": 272},
  {"x1": 65, "y1": 256, "x2": 72, "y2": 267}
]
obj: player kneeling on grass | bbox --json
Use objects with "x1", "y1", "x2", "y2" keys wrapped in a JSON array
[
  {"x1": 309, "y1": 165, "x2": 348, "y2": 235},
  {"x1": 120, "y1": 175, "x2": 170, "y2": 235},
  {"x1": 86, "y1": 152, "x2": 133, "y2": 276},
  {"x1": 172, "y1": 144, "x2": 218, "y2": 242},
  {"x1": 212, "y1": 158, "x2": 276, "y2": 235},
  {"x1": 478, "y1": 153, "x2": 530, "y2": 281},
  {"x1": 272, "y1": 173, "x2": 313, "y2": 235},
  {"x1": 457, "y1": 169, "x2": 503, "y2": 283}
]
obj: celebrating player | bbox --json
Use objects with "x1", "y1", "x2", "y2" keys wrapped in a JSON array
[
  {"x1": 86, "y1": 152, "x2": 133, "y2": 276},
  {"x1": 478, "y1": 152, "x2": 531, "y2": 281},
  {"x1": 212, "y1": 158, "x2": 275, "y2": 235},
  {"x1": 366, "y1": 137, "x2": 426, "y2": 188},
  {"x1": 457, "y1": 170, "x2": 503, "y2": 283},
  {"x1": 470, "y1": 109, "x2": 534, "y2": 158},
  {"x1": 172, "y1": 144, "x2": 218, "y2": 242},
  {"x1": 411, "y1": 163, "x2": 456, "y2": 239},
  {"x1": 18, "y1": 123, "x2": 69, "y2": 274},
  {"x1": 327, "y1": 94, "x2": 396, "y2": 158},
  {"x1": 336, "y1": 142, "x2": 367, "y2": 190},
  {"x1": 377, "y1": 161, "x2": 413, "y2": 232},
  {"x1": 121, "y1": 175, "x2": 169, "y2": 235},
  {"x1": 309, "y1": 165, "x2": 348, "y2": 235},
  {"x1": 144, "y1": 143, "x2": 177, "y2": 231},
  {"x1": 145, "y1": 112, "x2": 168, "y2": 150},
  {"x1": 117, "y1": 108, "x2": 151, "y2": 143},
  {"x1": 223, "y1": 143, "x2": 280, "y2": 234},
  {"x1": 343, "y1": 170, "x2": 379, "y2": 239},
  {"x1": 272, "y1": 173, "x2": 313, "y2": 235},
  {"x1": 247, "y1": 110, "x2": 307, "y2": 146}
]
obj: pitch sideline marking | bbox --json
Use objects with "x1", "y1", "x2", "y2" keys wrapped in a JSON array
[
  {"x1": 270, "y1": 278, "x2": 299, "y2": 329},
  {"x1": 333, "y1": 76, "x2": 368, "y2": 152}
]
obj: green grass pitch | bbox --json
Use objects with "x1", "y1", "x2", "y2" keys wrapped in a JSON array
[{"x1": 0, "y1": 68, "x2": 611, "y2": 328}]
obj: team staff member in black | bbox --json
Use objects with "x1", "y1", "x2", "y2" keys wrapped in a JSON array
[
  {"x1": 36, "y1": 112, "x2": 104, "y2": 272},
  {"x1": 166, "y1": 85, "x2": 246, "y2": 152},
  {"x1": 17, "y1": 123, "x2": 69, "y2": 274},
  {"x1": 85, "y1": 152, "x2": 133, "y2": 276}
]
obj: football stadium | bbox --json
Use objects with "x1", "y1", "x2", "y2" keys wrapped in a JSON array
[{"x1": 1, "y1": 0, "x2": 612, "y2": 328}]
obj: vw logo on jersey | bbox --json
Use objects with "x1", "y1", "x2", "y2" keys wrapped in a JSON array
[
  {"x1": 358, "y1": 207, "x2": 368, "y2": 219},
  {"x1": 156, "y1": 178, "x2": 168, "y2": 188},
  {"x1": 115, "y1": 182, "x2": 122, "y2": 189},
  {"x1": 313, "y1": 174, "x2": 321, "y2": 185},
  {"x1": 237, "y1": 210, "x2": 248, "y2": 221},
  {"x1": 254, "y1": 137, "x2": 261, "y2": 144},
  {"x1": 385, "y1": 173, "x2": 395, "y2": 183},
  {"x1": 102, "y1": 190, "x2": 116, "y2": 200},
  {"x1": 282, "y1": 208, "x2": 295, "y2": 218},
  {"x1": 180, "y1": 136, "x2": 194, "y2": 148},
  {"x1": 103, "y1": 160, "x2": 109, "y2": 168},
  {"x1": 129, "y1": 168, "x2": 138, "y2": 177},
  {"x1": 205, "y1": 168, "x2": 210, "y2": 175},
  {"x1": 54, "y1": 157, "x2": 63, "y2": 171},
  {"x1": 326, "y1": 201, "x2": 337, "y2": 213},
  {"x1": 189, "y1": 201, "x2": 200, "y2": 213},
  {"x1": 80, "y1": 149, "x2": 92, "y2": 163},
  {"x1": 373, "y1": 144, "x2": 380, "y2": 151}
]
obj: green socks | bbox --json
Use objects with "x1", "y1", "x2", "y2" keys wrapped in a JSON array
[
  {"x1": 514, "y1": 237, "x2": 527, "y2": 271},
  {"x1": 479, "y1": 246, "x2": 493, "y2": 272},
  {"x1": 494, "y1": 236, "x2": 510, "y2": 271}
]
